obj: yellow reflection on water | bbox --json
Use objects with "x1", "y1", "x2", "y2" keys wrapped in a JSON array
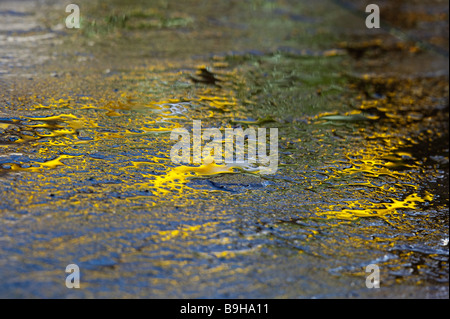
[
  {"x1": 1, "y1": 87, "x2": 260, "y2": 208},
  {"x1": 317, "y1": 192, "x2": 433, "y2": 221}
]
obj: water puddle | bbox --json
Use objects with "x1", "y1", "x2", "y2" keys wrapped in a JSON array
[{"x1": 0, "y1": 0, "x2": 448, "y2": 298}]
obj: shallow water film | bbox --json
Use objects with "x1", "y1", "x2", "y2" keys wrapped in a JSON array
[{"x1": 0, "y1": 0, "x2": 448, "y2": 298}]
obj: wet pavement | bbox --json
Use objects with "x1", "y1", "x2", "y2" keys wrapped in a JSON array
[{"x1": 0, "y1": 0, "x2": 448, "y2": 298}]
